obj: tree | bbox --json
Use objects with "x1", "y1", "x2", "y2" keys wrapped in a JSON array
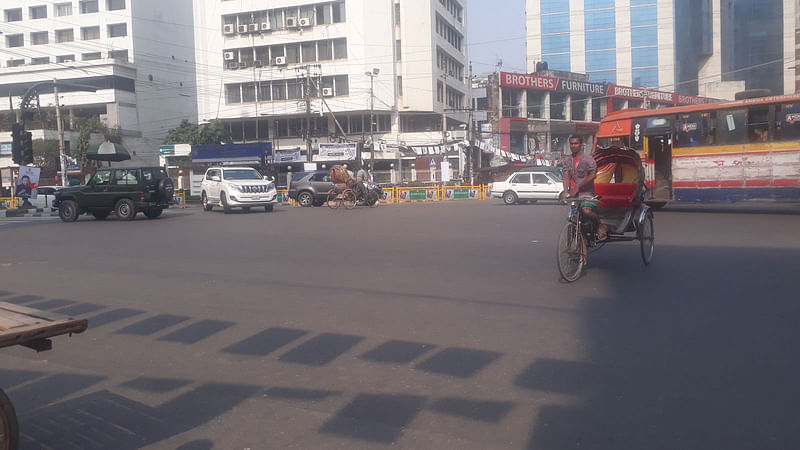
[
  {"x1": 32, "y1": 139, "x2": 60, "y2": 178},
  {"x1": 163, "y1": 120, "x2": 231, "y2": 146}
]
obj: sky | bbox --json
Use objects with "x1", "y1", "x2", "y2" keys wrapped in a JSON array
[{"x1": 467, "y1": 0, "x2": 527, "y2": 76}]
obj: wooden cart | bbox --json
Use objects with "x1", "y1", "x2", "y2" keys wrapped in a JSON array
[{"x1": 0, "y1": 302, "x2": 88, "y2": 450}]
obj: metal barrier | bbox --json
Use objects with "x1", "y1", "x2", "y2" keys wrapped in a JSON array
[
  {"x1": 379, "y1": 186, "x2": 395, "y2": 204},
  {"x1": 395, "y1": 186, "x2": 441, "y2": 202},
  {"x1": 0, "y1": 197, "x2": 18, "y2": 209},
  {"x1": 277, "y1": 190, "x2": 295, "y2": 206},
  {"x1": 443, "y1": 186, "x2": 483, "y2": 201},
  {"x1": 173, "y1": 192, "x2": 187, "y2": 208}
]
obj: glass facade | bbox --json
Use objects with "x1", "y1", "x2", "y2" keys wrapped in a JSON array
[
  {"x1": 584, "y1": 0, "x2": 616, "y2": 83},
  {"x1": 540, "y1": 0, "x2": 570, "y2": 71},
  {"x1": 630, "y1": 1, "x2": 658, "y2": 88}
]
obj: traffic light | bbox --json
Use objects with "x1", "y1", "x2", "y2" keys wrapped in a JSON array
[
  {"x1": 21, "y1": 131, "x2": 33, "y2": 165},
  {"x1": 11, "y1": 123, "x2": 22, "y2": 165}
]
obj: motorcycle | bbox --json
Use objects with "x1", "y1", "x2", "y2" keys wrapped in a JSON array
[{"x1": 357, "y1": 182, "x2": 383, "y2": 207}]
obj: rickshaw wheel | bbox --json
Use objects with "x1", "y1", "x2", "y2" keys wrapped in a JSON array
[
  {"x1": 557, "y1": 221, "x2": 586, "y2": 282},
  {"x1": 327, "y1": 190, "x2": 340, "y2": 209},
  {"x1": 639, "y1": 212, "x2": 655, "y2": 266},
  {"x1": 343, "y1": 190, "x2": 357, "y2": 209},
  {"x1": 0, "y1": 388, "x2": 19, "y2": 450}
]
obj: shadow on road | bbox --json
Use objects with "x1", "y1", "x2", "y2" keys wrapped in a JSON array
[{"x1": 526, "y1": 244, "x2": 800, "y2": 449}]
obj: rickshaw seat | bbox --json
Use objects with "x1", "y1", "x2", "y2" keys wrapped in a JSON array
[{"x1": 595, "y1": 183, "x2": 638, "y2": 208}]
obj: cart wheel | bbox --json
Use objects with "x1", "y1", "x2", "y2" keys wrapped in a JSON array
[
  {"x1": 343, "y1": 190, "x2": 357, "y2": 209},
  {"x1": 0, "y1": 388, "x2": 19, "y2": 450},
  {"x1": 639, "y1": 211, "x2": 655, "y2": 266},
  {"x1": 557, "y1": 221, "x2": 585, "y2": 282},
  {"x1": 327, "y1": 190, "x2": 340, "y2": 209}
]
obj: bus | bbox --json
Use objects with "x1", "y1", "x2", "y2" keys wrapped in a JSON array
[{"x1": 595, "y1": 94, "x2": 800, "y2": 206}]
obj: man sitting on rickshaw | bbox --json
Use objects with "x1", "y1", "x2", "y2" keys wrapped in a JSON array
[{"x1": 562, "y1": 136, "x2": 608, "y2": 241}]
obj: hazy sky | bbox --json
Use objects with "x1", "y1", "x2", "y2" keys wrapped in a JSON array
[{"x1": 467, "y1": 0, "x2": 527, "y2": 76}]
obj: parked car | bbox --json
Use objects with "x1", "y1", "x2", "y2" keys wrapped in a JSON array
[
  {"x1": 201, "y1": 167, "x2": 277, "y2": 213},
  {"x1": 54, "y1": 167, "x2": 174, "y2": 222},
  {"x1": 288, "y1": 171, "x2": 334, "y2": 207},
  {"x1": 488, "y1": 170, "x2": 565, "y2": 205}
]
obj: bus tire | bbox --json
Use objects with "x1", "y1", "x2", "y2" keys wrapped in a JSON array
[{"x1": 0, "y1": 388, "x2": 19, "y2": 450}]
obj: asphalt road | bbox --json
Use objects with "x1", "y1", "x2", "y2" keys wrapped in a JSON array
[{"x1": 1, "y1": 200, "x2": 799, "y2": 449}]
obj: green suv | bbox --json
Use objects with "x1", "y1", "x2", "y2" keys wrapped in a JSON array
[{"x1": 54, "y1": 167, "x2": 174, "y2": 222}]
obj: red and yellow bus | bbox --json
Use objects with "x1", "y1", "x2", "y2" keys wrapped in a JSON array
[{"x1": 596, "y1": 94, "x2": 800, "y2": 206}]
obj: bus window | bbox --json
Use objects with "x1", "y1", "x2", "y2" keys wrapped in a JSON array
[
  {"x1": 676, "y1": 113, "x2": 710, "y2": 147},
  {"x1": 715, "y1": 109, "x2": 747, "y2": 144},
  {"x1": 779, "y1": 103, "x2": 800, "y2": 141},
  {"x1": 747, "y1": 107, "x2": 770, "y2": 142}
]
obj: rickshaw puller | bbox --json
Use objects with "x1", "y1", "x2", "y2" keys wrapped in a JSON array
[{"x1": 562, "y1": 136, "x2": 608, "y2": 241}]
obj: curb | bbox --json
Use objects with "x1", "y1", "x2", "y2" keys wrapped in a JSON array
[{"x1": 1, "y1": 208, "x2": 59, "y2": 218}]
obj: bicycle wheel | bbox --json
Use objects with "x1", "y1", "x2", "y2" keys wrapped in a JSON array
[
  {"x1": 343, "y1": 189, "x2": 357, "y2": 209},
  {"x1": 557, "y1": 221, "x2": 586, "y2": 282},
  {"x1": 327, "y1": 189, "x2": 340, "y2": 209},
  {"x1": 639, "y1": 211, "x2": 655, "y2": 265}
]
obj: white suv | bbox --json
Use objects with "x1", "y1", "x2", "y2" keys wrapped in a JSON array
[
  {"x1": 489, "y1": 169, "x2": 565, "y2": 205},
  {"x1": 201, "y1": 167, "x2": 278, "y2": 213}
]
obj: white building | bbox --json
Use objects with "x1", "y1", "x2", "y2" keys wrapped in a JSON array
[
  {"x1": 192, "y1": 0, "x2": 469, "y2": 161},
  {"x1": 0, "y1": 0, "x2": 197, "y2": 169}
]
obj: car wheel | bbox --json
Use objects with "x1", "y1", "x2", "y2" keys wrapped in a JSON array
[
  {"x1": 144, "y1": 207, "x2": 163, "y2": 219},
  {"x1": 264, "y1": 204, "x2": 274, "y2": 212},
  {"x1": 503, "y1": 191, "x2": 518, "y2": 205},
  {"x1": 115, "y1": 198, "x2": 137, "y2": 221},
  {"x1": 220, "y1": 193, "x2": 231, "y2": 214},
  {"x1": 92, "y1": 211, "x2": 110, "y2": 220},
  {"x1": 297, "y1": 191, "x2": 314, "y2": 207},
  {"x1": 202, "y1": 192, "x2": 213, "y2": 211},
  {"x1": 58, "y1": 200, "x2": 79, "y2": 222}
]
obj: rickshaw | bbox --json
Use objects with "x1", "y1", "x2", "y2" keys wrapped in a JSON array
[{"x1": 557, "y1": 146, "x2": 655, "y2": 282}]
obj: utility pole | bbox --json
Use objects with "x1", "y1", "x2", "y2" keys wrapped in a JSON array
[
  {"x1": 467, "y1": 62, "x2": 474, "y2": 185},
  {"x1": 441, "y1": 71, "x2": 448, "y2": 146},
  {"x1": 53, "y1": 79, "x2": 67, "y2": 187},
  {"x1": 369, "y1": 72, "x2": 375, "y2": 173},
  {"x1": 304, "y1": 65, "x2": 313, "y2": 162}
]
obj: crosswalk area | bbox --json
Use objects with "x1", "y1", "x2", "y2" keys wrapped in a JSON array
[{"x1": 0, "y1": 216, "x2": 60, "y2": 227}]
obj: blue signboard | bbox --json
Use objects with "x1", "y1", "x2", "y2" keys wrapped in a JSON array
[{"x1": 190, "y1": 143, "x2": 272, "y2": 163}]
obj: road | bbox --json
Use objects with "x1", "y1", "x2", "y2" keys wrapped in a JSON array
[{"x1": 1, "y1": 201, "x2": 799, "y2": 449}]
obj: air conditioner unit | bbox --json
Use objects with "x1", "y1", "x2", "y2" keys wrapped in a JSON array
[
  {"x1": 261, "y1": 22, "x2": 271, "y2": 31},
  {"x1": 274, "y1": 56, "x2": 287, "y2": 65},
  {"x1": 223, "y1": 51, "x2": 235, "y2": 61},
  {"x1": 226, "y1": 61, "x2": 239, "y2": 70},
  {"x1": 298, "y1": 18, "x2": 311, "y2": 27},
  {"x1": 322, "y1": 88, "x2": 334, "y2": 97},
  {"x1": 253, "y1": 60, "x2": 264, "y2": 67},
  {"x1": 286, "y1": 17, "x2": 297, "y2": 28},
  {"x1": 248, "y1": 23, "x2": 258, "y2": 32},
  {"x1": 238, "y1": 61, "x2": 248, "y2": 69},
  {"x1": 223, "y1": 24, "x2": 235, "y2": 35},
  {"x1": 238, "y1": 24, "x2": 248, "y2": 33}
]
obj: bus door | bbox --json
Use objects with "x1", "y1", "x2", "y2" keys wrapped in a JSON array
[
  {"x1": 643, "y1": 116, "x2": 673, "y2": 201},
  {"x1": 646, "y1": 135, "x2": 672, "y2": 200}
]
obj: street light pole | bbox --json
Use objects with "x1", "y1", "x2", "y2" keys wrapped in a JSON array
[
  {"x1": 365, "y1": 68, "x2": 379, "y2": 178},
  {"x1": 53, "y1": 79, "x2": 67, "y2": 187}
]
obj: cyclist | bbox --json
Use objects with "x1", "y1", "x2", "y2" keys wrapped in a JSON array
[{"x1": 562, "y1": 136, "x2": 607, "y2": 241}]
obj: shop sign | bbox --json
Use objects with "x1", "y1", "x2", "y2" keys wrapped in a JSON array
[
  {"x1": 318, "y1": 143, "x2": 358, "y2": 161},
  {"x1": 275, "y1": 149, "x2": 303, "y2": 162},
  {"x1": 500, "y1": 72, "x2": 558, "y2": 90},
  {"x1": 558, "y1": 79, "x2": 607, "y2": 95},
  {"x1": 0, "y1": 143, "x2": 11, "y2": 155},
  {"x1": 608, "y1": 85, "x2": 675, "y2": 104}
]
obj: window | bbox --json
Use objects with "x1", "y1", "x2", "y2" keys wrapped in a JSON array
[
  {"x1": 332, "y1": 1, "x2": 345, "y2": 23},
  {"x1": 6, "y1": 34, "x2": 23, "y2": 48},
  {"x1": 778, "y1": 103, "x2": 800, "y2": 140},
  {"x1": 287, "y1": 79, "x2": 302, "y2": 99},
  {"x1": 56, "y1": 29, "x2": 74, "y2": 43},
  {"x1": 205, "y1": 169, "x2": 220, "y2": 181},
  {"x1": 108, "y1": 23, "x2": 128, "y2": 38},
  {"x1": 82, "y1": 52, "x2": 101, "y2": 60},
  {"x1": 584, "y1": 9, "x2": 615, "y2": 30},
  {"x1": 333, "y1": 38, "x2": 347, "y2": 59},
  {"x1": 715, "y1": 109, "x2": 747, "y2": 144},
  {"x1": 630, "y1": 5, "x2": 657, "y2": 26},
  {"x1": 632, "y1": 47, "x2": 658, "y2": 68},
  {"x1": 541, "y1": 13, "x2": 569, "y2": 34},
  {"x1": 511, "y1": 173, "x2": 531, "y2": 184},
  {"x1": 107, "y1": 0, "x2": 126, "y2": 11},
  {"x1": 225, "y1": 84, "x2": 241, "y2": 104},
  {"x1": 349, "y1": 116, "x2": 363, "y2": 133},
  {"x1": 395, "y1": 3, "x2": 401, "y2": 25},
  {"x1": 80, "y1": 0, "x2": 99, "y2": 14},
  {"x1": 55, "y1": 3, "x2": 72, "y2": 16},
  {"x1": 109, "y1": 50, "x2": 128, "y2": 62},
  {"x1": 302, "y1": 42, "x2": 316, "y2": 62},
  {"x1": 747, "y1": 107, "x2": 770, "y2": 143},
  {"x1": 258, "y1": 119, "x2": 269, "y2": 139},
  {"x1": 82, "y1": 26, "x2": 100, "y2": 40},
  {"x1": 585, "y1": 30, "x2": 615, "y2": 50},
  {"x1": 631, "y1": 26, "x2": 657, "y2": 47},
  {"x1": 540, "y1": 0, "x2": 568, "y2": 14},
  {"x1": 32, "y1": 57, "x2": 50, "y2": 65},
  {"x1": 242, "y1": 83, "x2": 256, "y2": 102},
  {"x1": 528, "y1": 90, "x2": 546, "y2": 118},
  {"x1": 316, "y1": 4, "x2": 332, "y2": 24},
  {"x1": 272, "y1": 82, "x2": 286, "y2": 100},
  {"x1": 57, "y1": 55, "x2": 76, "y2": 63},
  {"x1": 586, "y1": 50, "x2": 615, "y2": 71},
  {"x1": 571, "y1": 97, "x2": 587, "y2": 121},
  {"x1": 30, "y1": 6, "x2": 48, "y2": 20},
  {"x1": 334, "y1": 75, "x2": 348, "y2": 96},
  {"x1": 543, "y1": 53, "x2": 570, "y2": 71},
  {"x1": 542, "y1": 34, "x2": 570, "y2": 54},
  {"x1": 4, "y1": 8, "x2": 22, "y2": 22},
  {"x1": 286, "y1": 43, "x2": 300, "y2": 64},
  {"x1": 396, "y1": 40, "x2": 402, "y2": 60},
  {"x1": 243, "y1": 120, "x2": 257, "y2": 140},
  {"x1": 532, "y1": 174, "x2": 550, "y2": 184},
  {"x1": 311, "y1": 172, "x2": 330, "y2": 182},
  {"x1": 114, "y1": 169, "x2": 139, "y2": 185},
  {"x1": 550, "y1": 93, "x2": 567, "y2": 120},
  {"x1": 31, "y1": 32, "x2": 49, "y2": 45},
  {"x1": 318, "y1": 40, "x2": 332, "y2": 61},
  {"x1": 589, "y1": 70, "x2": 616, "y2": 84},
  {"x1": 632, "y1": 68, "x2": 658, "y2": 88},
  {"x1": 7, "y1": 59, "x2": 25, "y2": 67},
  {"x1": 676, "y1": 113, "x2": 711, "y2": 147},
  {"x1": 91, "y1": 170, "x2": 112, "y2": 185}
]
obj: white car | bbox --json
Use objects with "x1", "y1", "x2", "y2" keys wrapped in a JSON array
[
  {"x1": 489, "y1": 170, "x2": 565, "y2": 205},
  {"x1": 201, "y1": 167, "x2": 278, "y2": 213}
]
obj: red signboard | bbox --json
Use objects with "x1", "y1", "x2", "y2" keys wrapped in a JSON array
[
  {"x1": 607, "y1": 85, "x2": 675, "y2": 104},
  {"x1": 598, "y1": 119, "x2": 632, "y2": 137},
  {"x1": 500, "y1": 72, "x2": 558, "y2": 91}
]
